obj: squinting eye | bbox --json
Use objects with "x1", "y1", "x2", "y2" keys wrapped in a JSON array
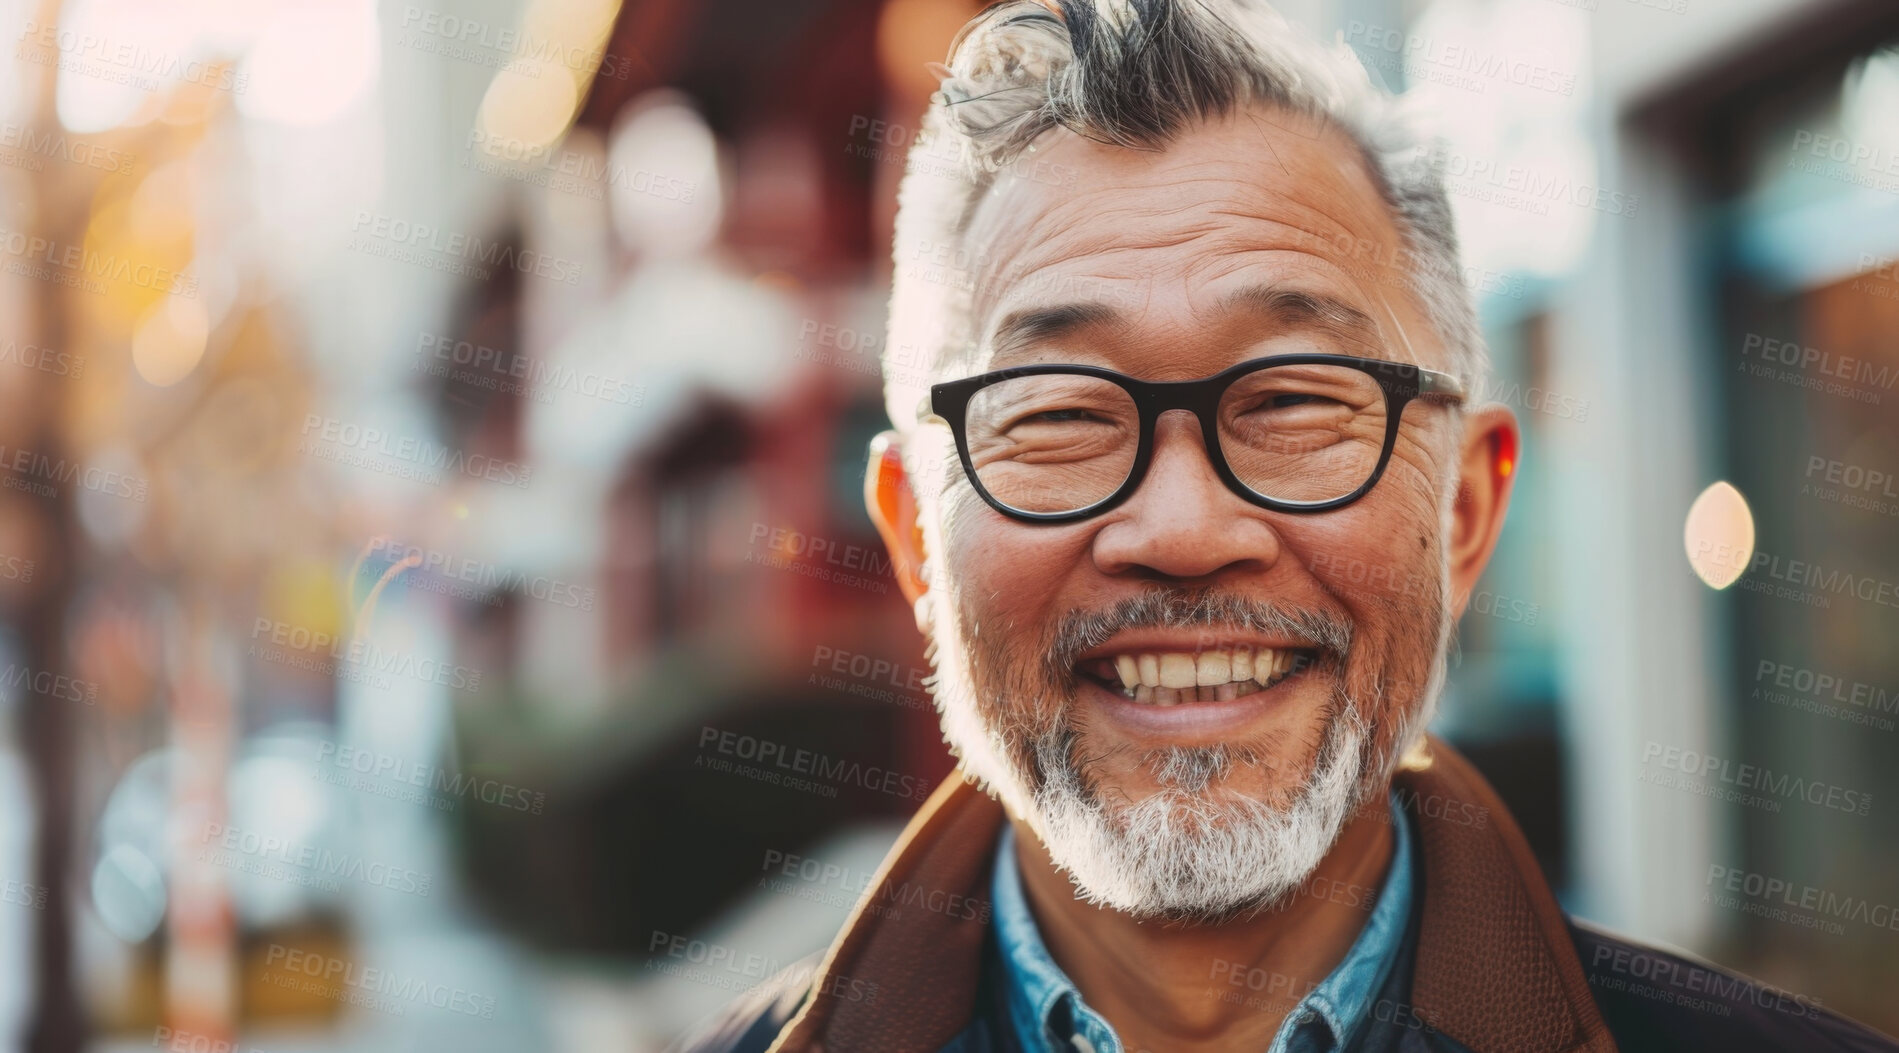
[
  {"x1": 1024, "y1": 409, "x2": 1096, "y2": 423},
  {"x1": 1271, "y1": 394, "x2": 1320, "y2": 408}
]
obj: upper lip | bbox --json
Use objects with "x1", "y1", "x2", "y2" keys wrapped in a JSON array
[{"x1": 1074, "y1": 630, "x2": 1323, "y2": 663}]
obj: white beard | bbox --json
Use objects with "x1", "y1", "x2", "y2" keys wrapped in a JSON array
[
  {"x1": 921, "y1": 570, "x2": 1448, "y2": 922},
  {"x1": 1021, "y1": 707, "x2": 1374, "y2": 920}
]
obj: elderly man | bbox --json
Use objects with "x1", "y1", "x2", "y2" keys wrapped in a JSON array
[{"x1": 679, "y1": 1, "x2": 1895, "y2": 1050}]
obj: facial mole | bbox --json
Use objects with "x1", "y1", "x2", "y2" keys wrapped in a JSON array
[{"x1": 1418, "y1": 535, "x2": 1427, "y2": 550}]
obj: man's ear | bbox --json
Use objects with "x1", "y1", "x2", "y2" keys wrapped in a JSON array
[
  {"x1": 865, "y1": 431, "x2": 929, "y2": 607},
  {"x1": 1447, "y1": 404, "x2": 1520, "y2": 619}
]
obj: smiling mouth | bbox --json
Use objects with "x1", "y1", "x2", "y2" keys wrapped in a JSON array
[{"x1": 1078, "y1": 647, "x2": 1317, "y2": 705}]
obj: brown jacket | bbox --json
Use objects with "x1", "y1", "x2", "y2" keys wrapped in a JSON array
[
  {"x1": 763, "y1": 736, "x2": 1611, "y2": 1051},
  {"x1": 678, "y1": 735, "x2": 1898, "y2": 1053}
]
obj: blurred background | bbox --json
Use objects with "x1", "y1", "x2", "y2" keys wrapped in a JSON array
[{"x1": 0, "y1": 0, "x2": 1892, "y2": 1049}]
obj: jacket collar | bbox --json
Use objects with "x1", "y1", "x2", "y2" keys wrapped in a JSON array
[{"x1": 766, "y1": 735, "x2": 1617, "y2": 1053}]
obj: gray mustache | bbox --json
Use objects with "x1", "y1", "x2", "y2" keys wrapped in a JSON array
[{"x1": 1044, "y1": 590, "x2": 1354, "y2": 679}]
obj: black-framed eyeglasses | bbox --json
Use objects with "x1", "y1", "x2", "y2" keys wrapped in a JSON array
[{"x1": 918, "y1": 353, "x2": 1465, "y2": 523}]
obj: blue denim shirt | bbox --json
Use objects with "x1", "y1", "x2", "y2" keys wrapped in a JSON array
[{"x1": 990, "y1": 793, "x2": 1415, "y2": 1053}]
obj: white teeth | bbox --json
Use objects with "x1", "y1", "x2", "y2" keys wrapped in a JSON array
[
  {"x1": 1099, "y1": 646, "x2": 1312, "y2": 704},
  {"x1": 1255, "y1": 648, "x2": 1276, "y2": 676},
  {"x1": 1158, "y1": 654, "x2": 1197, "y2": 689}
]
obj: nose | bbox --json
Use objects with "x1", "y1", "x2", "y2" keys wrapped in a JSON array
[{"x1": 1091, "y1": 410, "x2": 1284, "y2": 580}]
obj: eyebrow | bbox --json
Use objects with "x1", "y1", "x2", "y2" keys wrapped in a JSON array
[
  {"x1": 985, "y1": 285, "x2": 1384, "y2": 361},
  {"x1": 1219, "y1": 286, "x2": 1383, "y2": 348},
  {"x1": 988, "y1": 301, "x2": 1123, "y2": 359}
]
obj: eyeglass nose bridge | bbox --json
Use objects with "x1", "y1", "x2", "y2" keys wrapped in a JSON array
[
  {"x1": 1118, "y1": 378, "x2": 1278, "y2": 514},
  {"x1": 1105, "y1": 405, "x2": 1230, "y2": 520}
]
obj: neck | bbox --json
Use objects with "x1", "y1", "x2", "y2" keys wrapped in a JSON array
[{"x1": 1010, "y1": 791, "x2": 1396, "y2": 1053}]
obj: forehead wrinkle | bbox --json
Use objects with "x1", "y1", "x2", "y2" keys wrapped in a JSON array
[
  {"x1": 977, "y1": 198, "x2": 1236, "y2": 288},
  {"x1": 958, "y1": 125, "x2": 1448, "y2": 379},
  {"x1": 982, "y1": 194, "x2": 1397, "y2": 316},
  {"x1": 968, "y1": 160, "x2": 1352, "y2": 290}
]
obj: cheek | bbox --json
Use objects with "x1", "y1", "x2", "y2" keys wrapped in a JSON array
[
  {"x1": 1386, "y1": 427, "x2": 1448, "y2": 496},
  {"x1": 1301, "y1": 488, "x2": 1450, "y2": 730},
  {"x1": 1296, "y1": 481, "x2": 1447, "y2": 675},
  {"x1": 940, "y1": 498, "x2": 1088, "y2": 624}
]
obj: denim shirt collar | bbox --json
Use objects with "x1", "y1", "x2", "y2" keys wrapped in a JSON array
[{"x1": 989, "y1": 792, "x2": 1416, "y2": 1053}]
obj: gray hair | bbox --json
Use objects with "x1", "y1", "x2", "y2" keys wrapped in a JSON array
[{"x1": 882, "y1": 0, "x2": 1487, "y2": 434}]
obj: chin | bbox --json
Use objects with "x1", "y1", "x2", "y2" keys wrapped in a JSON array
[{"x1": 1017, "y1": 705, "x2": 1375, "y2": 922}]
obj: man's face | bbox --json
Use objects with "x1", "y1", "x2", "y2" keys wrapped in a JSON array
[{"x1": 912, "y1": 106, "x2": 1464, "y2": 919}]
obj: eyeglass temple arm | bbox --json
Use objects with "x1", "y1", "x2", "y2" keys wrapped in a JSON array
[{"x1": 1417, "y1": 368, "x2": 1466, "y2": 403}]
